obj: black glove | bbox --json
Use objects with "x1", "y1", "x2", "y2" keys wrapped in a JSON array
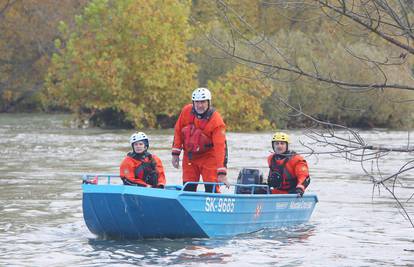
[
  {"x1": 295, "y1": 187, "x2": 304, "y2": 198},
  {"x1": 145, "y1": 171, "x2": 158, "y2": 186}
]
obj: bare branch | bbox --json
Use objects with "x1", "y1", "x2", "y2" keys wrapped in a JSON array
[{"x1": 317, "y1": 0, "x2": 414, "y2": 54}]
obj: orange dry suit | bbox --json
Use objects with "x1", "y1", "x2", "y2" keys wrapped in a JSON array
[
  {"x1": 172, "y1": 104, "x2": 227, "y2": 191},
  {"x1": 120, "y1": 151, "x2": 166, "y2": 188},
  {"x1": 267, "y1": 151, "x2": 310, "y2": 194}
]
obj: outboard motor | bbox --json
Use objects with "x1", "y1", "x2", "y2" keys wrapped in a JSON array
[{"x1": 236, "y1": 168, "x2": 267, "y2": 194}]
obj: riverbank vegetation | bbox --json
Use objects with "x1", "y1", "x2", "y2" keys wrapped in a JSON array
[{"x1": 1, "y1": 0, "x2": 413, "y2": 130}]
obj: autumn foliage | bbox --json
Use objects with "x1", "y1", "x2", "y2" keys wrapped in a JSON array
[
  {"x1": 1, "y1": 0, "x2": 413, "y2": 130},
  {"x1": 42, "y1": 0, "x2": 197, "y2": 128}
]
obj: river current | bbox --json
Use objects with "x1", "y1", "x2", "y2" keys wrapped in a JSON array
[{"x1": 0, "y1": 113, "x2": 413, "y2": 266}]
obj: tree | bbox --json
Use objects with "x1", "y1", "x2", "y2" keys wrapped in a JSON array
[
  {"x1": 208, "y1": 65, "x2": 272, "y2": 130},
  {"x1": 200, "y1": 0, "x2": 414, "y2": 226},
  {"x1": 0, "y1": 0, "x2": 88, "y2": 111},
  {"x1": 43, "y1": 0, "x2": 197, "y2": 128}
]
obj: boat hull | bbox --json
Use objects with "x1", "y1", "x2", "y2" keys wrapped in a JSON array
[{"x1": 82, "y1": 183, "x2": 318, "y2": 239}]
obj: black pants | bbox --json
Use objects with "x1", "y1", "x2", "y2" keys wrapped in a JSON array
[{"x1": 183, "y1": 183, "x2": 214, "y2": 193}]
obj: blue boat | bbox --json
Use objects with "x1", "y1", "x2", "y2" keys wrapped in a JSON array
[{"x1": 82, "y1": 174, "x2": 318, "y2": 239}]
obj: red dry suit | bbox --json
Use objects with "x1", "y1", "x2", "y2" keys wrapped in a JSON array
[
  {"x1": 172, "y1": 104, "x2": 227, "y2": 188},
  {"x1": 267, "y1": 151, "x2": 310, "y2": 194},
  {"x1": 120, "y1": 152, "x2": 166, "y2": 188}
]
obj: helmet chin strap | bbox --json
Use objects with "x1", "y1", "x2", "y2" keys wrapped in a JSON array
[
  {"x1": 272, "y1": 142, "x2": 289, "y2": 154},
  {"x1": 192, "y1": 101, "x2": 210, "y2": 118},
  {"x1": 133, "y1": 148, "x2": 147, "y2": 153},
  {"x1": 131, "y1": 143, "x2": 148, "y2": 154}
]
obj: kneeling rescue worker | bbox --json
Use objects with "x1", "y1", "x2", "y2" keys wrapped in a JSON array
[
  {"x1": 171, "y1": 87, "x2": 228, "y2": 192},
  {"x1": 267, "y1": 132, "x2": 310, "y2": 197},
  {"x1": 120, "y1": 132, "x2": 166, "y2": 188}
]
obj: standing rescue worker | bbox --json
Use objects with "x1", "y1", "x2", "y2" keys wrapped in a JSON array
[
  {"x1": 267, "y1": 132, "x2": 310, "y2": 197},
  {"x1": 120, "y1": 132, "x2": 166, "y2": 188},
  {"x1": 172, "y1": 87, "x2": 228, "y2": 192}
]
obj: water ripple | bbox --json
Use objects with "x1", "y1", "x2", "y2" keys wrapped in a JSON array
[{"x1": 1, "y1": 114, "x2": 413, "y2": 266}]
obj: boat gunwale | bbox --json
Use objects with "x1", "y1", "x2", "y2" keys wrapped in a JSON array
[{"x1": 82, "y1": 183, "x2": 319, "y2": 203}]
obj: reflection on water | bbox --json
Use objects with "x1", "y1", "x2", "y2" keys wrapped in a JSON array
[
  {"x1": 0, "y1": 114, "x2": 413, "y2": 266},
  {"x1": 88, "y1": 238, "x2": 232, "y2": 265},
  {"x1": 85, "y1": 226, "x2": 315, "y2": 266},
  {"x1": 247, "y1": 224, "x2": 316, "y2": 242}
]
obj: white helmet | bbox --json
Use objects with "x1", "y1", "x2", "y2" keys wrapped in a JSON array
[
  {"x1": 192, "y1": 87, "x2": 211, "y2": 101},
  {"x1": 129, "y1": 132, "x2": 149, "y2": 145}
]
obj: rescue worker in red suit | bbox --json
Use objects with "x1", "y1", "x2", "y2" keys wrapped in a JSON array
[
  {"x1": 172, "y1": 87, "x2": 229, "y2": 192},
  {"x1": 267, "y1": 132, "x2": 310, "y2": 197},
  {"x1": 120, "y1": 132, "x2": 166, "y2": 188}
]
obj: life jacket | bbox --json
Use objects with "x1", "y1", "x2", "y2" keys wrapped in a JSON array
[
  {"x1": 125, "y1": 152, "x2": 158, "y2": 186},
  {"x1": 181, "y1": 108, "x2": 215, "y2": 158},
  {"x1": 268, "y1": 151, "x2": 310, "y2": 193}
]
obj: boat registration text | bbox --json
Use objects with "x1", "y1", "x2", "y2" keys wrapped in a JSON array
[{"x1": 205, "y1": 197, "x2": 235, "y2": 213}]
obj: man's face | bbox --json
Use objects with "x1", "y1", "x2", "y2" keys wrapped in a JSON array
[
  {"x1": 194, "y1": 100, "x2": 209, "y2": 114},
  {"x1": 273, "y1": 141, "x2": 287, "y2": 154},
  {"x1": 133, "y1": 141, "x2": 146, "y2": 153}
]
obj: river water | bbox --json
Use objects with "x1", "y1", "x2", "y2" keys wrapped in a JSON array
[{"x1": 0, "y1": 113, "x2": 413, "y2": 266}]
